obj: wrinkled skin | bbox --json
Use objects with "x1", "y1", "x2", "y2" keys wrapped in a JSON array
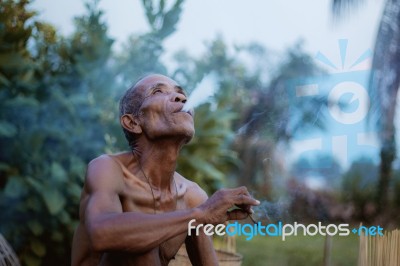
[{"x1": 71, "y1": 74, "x2": 259, "y2": 266}]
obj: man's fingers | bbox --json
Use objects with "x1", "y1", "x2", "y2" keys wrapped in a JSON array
[
  {"x1": 231, "y1": 186, "x2": 250, "y2": 196},
  {"x1": 234, "y1": 194, "x2": 260, "y2": 206},
  {"x1": 236, "y1": 204, "x2": 254, "y2": 214},
  {"x1": 227, "y1": 209, "x2": 249, "y2": 221},
  {"x1": 223, "y1": 186, "x2": 249, "y2": 196}
]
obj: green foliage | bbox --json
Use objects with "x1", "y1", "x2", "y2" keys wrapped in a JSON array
[
  {"x1": 141, "y1": 0, "x2": 184, "y2": 39},
  {"x1": 0, "y1": 0, "x2": 193, "y2": 264},
  {"x1": 341, "y1": 157, "x2": 378, "y2": 220},
  {"x1": 0, "y1": 0, "x2": 36, "y2": 92},
  {"x1": 0, "y1": 1, "x2": 115, "y2": 265}
]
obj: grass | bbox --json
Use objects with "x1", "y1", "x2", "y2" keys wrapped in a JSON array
[{"x1": 234, "y1": 234, "x2": 359, "y2": 266}]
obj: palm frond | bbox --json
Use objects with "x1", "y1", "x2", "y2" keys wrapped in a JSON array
[{"x1": 332, "y1": 0, "x2": 368, "y2": 17}]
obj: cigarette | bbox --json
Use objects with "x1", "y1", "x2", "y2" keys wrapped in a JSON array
[{"x1": 249, "y1": 214, "x2": 257, "y2": 224}]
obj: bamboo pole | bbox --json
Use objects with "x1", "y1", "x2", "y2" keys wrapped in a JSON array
[{"x1": 358, "y1": 229, "x2": 399, "y2": 266}]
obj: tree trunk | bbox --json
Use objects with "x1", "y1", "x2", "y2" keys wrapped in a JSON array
[
  {"x1": 377, "y1": 139, "x2": 396, "y2": 212},
  {"x1": 370, "y1": 0, "x2": 400, "y2": 212}
]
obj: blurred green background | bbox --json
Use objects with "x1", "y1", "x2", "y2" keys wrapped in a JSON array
[
  {"x1": 236, "y1": 234, "x2": 359, "y2": 266},
  {"x1": 1, "y1": 0, "x2": 399, "y2": 265}
]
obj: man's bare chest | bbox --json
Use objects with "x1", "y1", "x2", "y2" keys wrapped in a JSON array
[
  {"x1": 119, "y1": 175, "x2": 187, "y2": 213},
  {"x1": 117, "y1": 181, "x2": 188, "y2": 262}
]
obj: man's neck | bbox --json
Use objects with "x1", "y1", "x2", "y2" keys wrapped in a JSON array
[{"x1": 134, "y1": 137, "x2": 184, "y2": 191}]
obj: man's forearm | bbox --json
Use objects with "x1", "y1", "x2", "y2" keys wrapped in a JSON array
[
  {"x1": 86, "y1": 208, "x2": 203, "y2": 253},
  {"x1": 186, "y1": 233, "x2": 218, "y2": 266}
]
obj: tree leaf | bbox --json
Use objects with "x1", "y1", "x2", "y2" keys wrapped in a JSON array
[
  {"x1": 0, "y1": 121, "x2": 17, "y2": 137},
  {"x1": 23, "y1": 254, "x2": 41, "y2": 266},
  {"x1": 26, "y1": 177, "x2": 42, "y2": 193},
  {"x1": 28, "y1": 221, "x2": 44, "y2": 236},
  {"x1": 51, "y1": 162, "x2": 67, "y2": 183},
  {"x1": 187, "y1": 157, "x2": 224, "y2": 181},
  {"x1": 41, "y1": 189, "x2": 66, "y2": 215},
  {"x1": 0, "y1": 162, "x2": 10, "y2": 171},
  {"x1": 68, "y1": 183, "x2": 83, "y2": 199},
  {"x1": 4, "y1": 177, "x2": 26, "y2": 198},
  {"x1": 30, "y1": 240, "x2": 46, "y2": 257}
]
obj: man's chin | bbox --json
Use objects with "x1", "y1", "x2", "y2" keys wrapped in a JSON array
[{"x1": 182, "y1": 129, "x2": 195, "y2": 144}]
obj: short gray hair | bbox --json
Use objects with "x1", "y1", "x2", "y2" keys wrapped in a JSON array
[{"x1": 119, "y1": 80, "x2": 146, "y2": 149}]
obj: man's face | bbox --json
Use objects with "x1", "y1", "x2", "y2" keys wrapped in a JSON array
[{"x1": 135, "y1": 74, "x2": 195, "y2": 143}]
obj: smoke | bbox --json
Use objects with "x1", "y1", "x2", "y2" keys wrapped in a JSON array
[
  {"x1": 252, "y1": 198, "x2": 290, "y2": 223},
  {"x1": 182, "y1": 73, "x2": 218, "y2": 111}
]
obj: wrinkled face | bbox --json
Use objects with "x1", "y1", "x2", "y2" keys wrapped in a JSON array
[{"x1": 135, "y1": 74, "x2": 194, "y2": 143}]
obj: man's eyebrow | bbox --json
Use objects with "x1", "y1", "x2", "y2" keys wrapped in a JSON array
[{"x1": 175, "y1": 85, "x2": 187, "y2": 95}]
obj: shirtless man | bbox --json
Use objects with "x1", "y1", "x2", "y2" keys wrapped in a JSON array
[{"x1": 71, "y1": 74, "x2": 259, "y2": 265}]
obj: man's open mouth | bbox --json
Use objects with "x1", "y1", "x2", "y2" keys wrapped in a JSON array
[
  {"x1": 174, "y1": 106, "x2": 193, "y2": 117},
  {"x1": 179, "y1": 110, "x2": 193, "y2": 117}
]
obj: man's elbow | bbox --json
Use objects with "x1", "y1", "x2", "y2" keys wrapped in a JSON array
[{"x1": 87, "y1": 222, "x2": 109, "y2": 252}]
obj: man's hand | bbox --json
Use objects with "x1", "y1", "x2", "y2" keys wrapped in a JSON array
[{"x1": 196, "y1": 186, "x2": 259, "y2": 225}]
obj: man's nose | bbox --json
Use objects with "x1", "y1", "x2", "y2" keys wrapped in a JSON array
[{"x1": 172, "y1": 93, "x2": 187, "y2": 104}]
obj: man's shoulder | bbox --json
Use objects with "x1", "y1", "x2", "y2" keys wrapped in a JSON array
[
  {"x1": 85, "y1": 154, "x2": 125, "y2": 192},
  {"x1": 175, "y1": 173, "x2": 202, "y2": 191},
  {"x1": 87, "y1": 154, "x2": 118, "y2": 173},
  {"x1": 175, "y1": 173, "x2": 208, "y2": 207}
]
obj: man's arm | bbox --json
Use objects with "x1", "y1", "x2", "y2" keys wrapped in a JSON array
[
  {"x1": 84, "y1": 155, "x2": 202, "y2": 253},
  {"x1": 184, "y1": 183, "x2": 218, "y2": 266}
]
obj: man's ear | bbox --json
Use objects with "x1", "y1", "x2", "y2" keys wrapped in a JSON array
[{"x1": 121, "y1": 114, "x2": 142, "y2": 134}]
